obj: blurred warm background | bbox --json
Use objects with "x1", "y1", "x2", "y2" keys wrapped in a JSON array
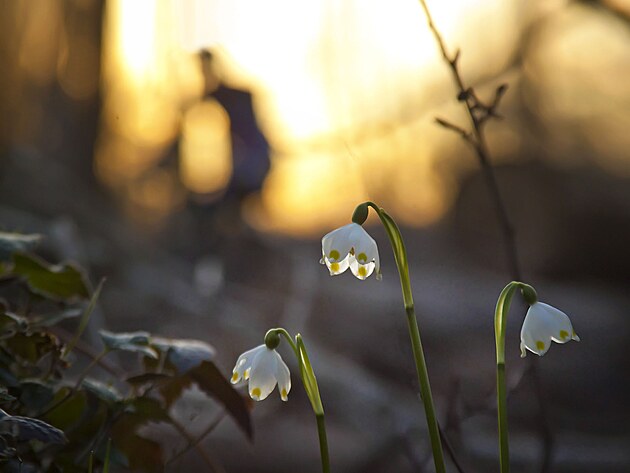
[{"x1": 1, "y1": 0, "x2": 629, "y2": 471}]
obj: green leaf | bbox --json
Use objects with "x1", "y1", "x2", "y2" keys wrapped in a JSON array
[
  {"x1": 150, "y1": 337, "x2": 216, "y2": 374},
  {"x1": 123, "y1": 396, "x2": 170, "y2": 424},
  {"x1": 6, "y1": 332, "x2": 60, "y2": 363},
  {"x1": 12, "y1": 252, "x2": 90, "y2": 302},
  {"x1": 18, "y1": 380, "x2": 54, "y2": 411},
  {"x1": 98, "y1": 330, "x2": 158, "y2": 359},
  {"x1": 0, "y1": 409, "x2": 67, "y2": 444},
  {"x1": 81, "y1": 379, "x2": 123, "y2": 405},
  {"x1": 189, "y1": 361, "x2": 252, "y2": 440},
  {"x1": 0, "y1": 233, "x2": 42, "y2": 261},
  {"x1": 0, "y1": 312, "x2": 28, "y2": 339},
  {"x1": 0, "y1": 387, "x2": 15, "y2": 403},
  {"x1": 41, "y1": 388, "x2": 86, "y2": 431},
  {"x1": 29, "y1": 308, "x2": 82, "y2": 329}
]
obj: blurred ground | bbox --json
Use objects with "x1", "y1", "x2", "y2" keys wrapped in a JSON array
[{"x1": 1, "y1": 153, "x2": 629, "y2": 472}]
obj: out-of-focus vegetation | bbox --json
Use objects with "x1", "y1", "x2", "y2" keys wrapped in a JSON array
[{"x1": 0, "y1": 232, "x2": 250, "y2": 472}]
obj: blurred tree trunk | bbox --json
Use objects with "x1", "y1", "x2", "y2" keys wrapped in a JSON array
[{"x1": 0, "y1": 0, "x2": 104, "y2": 187}]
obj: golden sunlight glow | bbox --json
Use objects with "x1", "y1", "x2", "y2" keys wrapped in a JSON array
[
  {"x1": 116, "y1": 0, "x2": 157, "y2": 81},
  {"x1": 179, "y1": 100, "x2": 232, "y2": 194},
  {"x1": 97, "y1": 0, "x2": 523, "y2": 234}
]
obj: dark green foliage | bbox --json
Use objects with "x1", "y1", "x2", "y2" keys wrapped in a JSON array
[{"x1": 0, "y1": 233, "x2": 251, "y2": 471}]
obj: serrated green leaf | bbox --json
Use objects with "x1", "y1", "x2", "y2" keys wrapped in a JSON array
[
  {"x1": 12, "y1": 252, "x2": 90, "y2": 301},
  {"x1": 99, "y1": 330, "x2": 158, "y2": 359},
  {"x1": 150, "y1": 337, "x2": 216, "y2": 374},
  {"x1": 0, "y1": 233, "x2": 42, "y2": 261},
  {"x1": 189, "y1": 361, "x2": 252, "y2": 440}
]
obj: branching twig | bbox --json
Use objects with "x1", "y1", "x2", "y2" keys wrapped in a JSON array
[
  {"x1": 169, "y1": 416, "x2": 226, "y2": 473},
  {"x1": 417, "y1": 1, "x2": 554, "y2": 471},
  {"x1": 166, "y1": 410, "x2": 226, "y2": 467}
]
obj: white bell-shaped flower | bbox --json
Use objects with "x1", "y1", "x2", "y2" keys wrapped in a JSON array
[
  {"x1": 520, "y1": 302, "x2": 580, "y2": 357},
  {"x1": 231, "y1": 344, "x2": 291, "y2": 401},
  {"x1": 321, "y1": 223, "x2": 380, "y2": 280}
]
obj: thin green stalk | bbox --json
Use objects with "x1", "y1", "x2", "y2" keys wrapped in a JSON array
[
  {"x1": 316, "y1": 414, "x2": 331, "y2": 473},
  {"x1": 63, "y1": 278, "x2": 106, "y2": 360},
  {"x1": 267, "y1": 329, "x2": 330, "y2": 473},
  {"x1": 406, "y1": 306, "x2": 446, "y2": 473},
  {"x1": 494, "y1": 281, "x2": 533, "y2": 473},
  {"x1": 497, "y1": 361, "x2": 509, "y2": 473},
  {"x1": 363, "y1": 202, "x2": 445, "y2": 473}
]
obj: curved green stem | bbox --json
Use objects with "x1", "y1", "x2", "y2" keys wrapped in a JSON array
[
  {"x1": 268, "y1": 329, "x2": 330, "y2": 473},
  {"x1": 494, "y1": 281, "x2": 535, "y2": 473},
  {"x1": 363, "y1": 202, "x2": 445, "y2": 473}
]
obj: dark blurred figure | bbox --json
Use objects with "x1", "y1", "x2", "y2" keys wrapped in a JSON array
[{"x1": 198, "y1": 49, "x2": 270, "y2": 201}]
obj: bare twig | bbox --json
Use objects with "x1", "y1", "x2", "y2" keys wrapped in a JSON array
[
  {"x1": 418, "y1": 0, "x2": 520, "y2": 280},
  {"x1": 168, "y1": 416, "x2": 226, "y2": 473},
  {"x1": 417, "y1": 1, "x2": 554, "y2": 471},
  {"x1": 166, "y1": 410, "x2": 226, "y2": 467}
]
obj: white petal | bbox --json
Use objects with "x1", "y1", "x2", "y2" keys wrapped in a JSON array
[
  {"x1": 248, "y1": 348, "x2": 279, "y2": 401},
  {"x1": 349, "y1": 254, "x2": 375, "y2": 280},
  {"x1": 272, "y1": 351, "x2": 291, "y2": 401},
  {"x1": 321, "y1": 224, "x2": 354, "y2": 263},
  {"x1": 324, "y1": 254, "x2": 350, "y2": 276},
  {"x1": 537, "y1": 302, "x2": 576, "y2": 344},
  {"x1": 520, "y1": 302, "x2": 577, "y2": 357},
  {"x1": 231, "y1": 345, "x2": 265, "y2": 384}
]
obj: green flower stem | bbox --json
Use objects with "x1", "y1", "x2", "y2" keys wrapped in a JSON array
[
  {"x1": 364, "y1": 202, "x2": 445, "y2": 473},
  {"x1": 267, "y1": 329, "x2": 330, "y2": 473},
  {"x1": 316, "y1": 413, "x2": 331, "y2": 473},
  {"x1": 494, "y1": 281, "x2": 535, "y2": 473}
]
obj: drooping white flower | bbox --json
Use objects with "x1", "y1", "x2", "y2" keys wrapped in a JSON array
[
  {"x1": 231, "y1": 344, "x2": 291, "y2": 401},
  {"x1": 320, "y1": 223, "x2": 381, "y2": 280},
  {"x1": 520, "y1": 302, "x2": 580, "y2": 357}
]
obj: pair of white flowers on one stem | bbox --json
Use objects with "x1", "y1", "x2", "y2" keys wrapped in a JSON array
[{"x1": 232, "y1": 220, "x2": 579, "y2": 402}]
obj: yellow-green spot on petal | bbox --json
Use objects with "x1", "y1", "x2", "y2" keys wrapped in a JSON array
[
  {"x1": 244, "y1": 369, "x2": 250, "y2": 380},
  {"x1": 329, "y1": 249, "x2": 340, "y2": 260},
  {"x1": 281, "y1": 388, "x2": 288, "y2": 400},
  {"x1": 231, "y1": 372, "x2": 239, "y2": 382},
  {"x1": 330, "y1": 262, "x2": 340, "y2": 273},
  {"x1": 536, "y1": 340, "x2": 545, "y2": 351},
  {"x1": 559, "y1": 330, "x2": 569, "y2": 340},
  {"x1": 251, "y1": 387, "x2": 261, "y2": 399},
  {"x1": 358, "y1": 266, "x2": 367, "y2": 277},
  {"x1": 357, "y1": 252, "x2": 367, "y2": 263}
]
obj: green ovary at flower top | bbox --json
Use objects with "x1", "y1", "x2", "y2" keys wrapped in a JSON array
[
  {"x1": 320, "y1": 223, "x2": 381, "y2": 280},
  {"x1": 231, "y1": 344, "x2": 291, "y2": 401},
  {"x1": 520, "y1": 301, "x2": 580, "y2": 357}
]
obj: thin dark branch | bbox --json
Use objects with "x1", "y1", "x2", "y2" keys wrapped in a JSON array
[
  {"x1": 417, "y1": 1, "x2": 554, "y2": 472},
  {"x1": 169, "y1": 416, "x2": 226, "y2": 473},
  {"x1": 166, "y1": 410, "x2": 226, "y2": 467},
  {"x1": 418, "y1": 0, "x2": 521, "y2": 281}
]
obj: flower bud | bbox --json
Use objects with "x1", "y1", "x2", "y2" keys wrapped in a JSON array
[
  {"x1": 351, "y1": 203, "x2": 369, "y2": 225},
  {"x1": 520, "y1": 284, "x2": 538, "y2": 306},
  {"x1": 264, "y1": 330, "x2": 281, "y2": 350}
]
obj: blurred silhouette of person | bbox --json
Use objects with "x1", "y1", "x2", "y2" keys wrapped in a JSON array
[{"x1": 198, "y1": 49, "x2": 270, "y2": 202}]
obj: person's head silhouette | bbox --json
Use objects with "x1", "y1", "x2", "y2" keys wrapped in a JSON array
[{"x1": 198, "y1": 49, "x2": 220, "y2": 94}]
